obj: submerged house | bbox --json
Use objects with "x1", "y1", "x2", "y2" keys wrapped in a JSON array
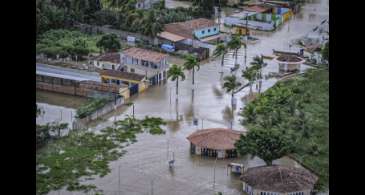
[
  {"x1": 224, "y1": 4, "x2": 292, "y2": 31},
  {"x1": 120, "y1": 47, "x2": 169, "y2": 85},
  {"x1": 159, "y1": 18, "x2": 221, "y2": 57},
  {"x1": 186, "y1": 128, "x2": 243, "y2": 159},
  {"x1": 99, "y1": 69, "x2": 148, "y2": 97},
  {"x1": 241, "y1": 165, "x2": 318, "y2": 195}
]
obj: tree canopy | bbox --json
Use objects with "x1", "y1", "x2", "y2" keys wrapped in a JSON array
[
  {"x1": 235, "y1": 127, "x2": 295, "y2": 165},
  {"x1": 96, "y1": 33, "x2": 121, "y2": 52}
]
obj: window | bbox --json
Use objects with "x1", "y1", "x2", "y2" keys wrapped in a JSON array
[
  {"x1": 131, "y1": 68, "x2": 135, "y2": 73},
  {"x1": 201, "y1": 30, "x2": 205, "y2": 34},
  {"x1": 214, "y1": 27, "x2": 217, "y2": 31},
  {"x1": 208, "y1": 29, "x2": 211, "y2": 33},
  {"x1": 112, "y1": 65, "x2": 115, "y2": 70},
  {"x1": 142, "y1": 60, "x2": 149, "y2": 67}
]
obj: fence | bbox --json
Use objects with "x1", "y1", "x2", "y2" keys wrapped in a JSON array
[{"x1": 72, "y1": 97, "x2": 124, "y2": 129}]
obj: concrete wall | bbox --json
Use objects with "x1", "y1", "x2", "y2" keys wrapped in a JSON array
[{"x1": 93, "y1": 60, "x2": 120, "y2": 70}]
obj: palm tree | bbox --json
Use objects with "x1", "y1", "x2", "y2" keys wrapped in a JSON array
[
  {"x1": 250, "y1": 55, "x2": 267, "y2": 93},
  {"x1": 213, "y1": 43, "x2": 228, "y2": 74},
  {"x1": 183, "y1": 54, "x2": 200, "y2": 87},
  {"x1": 167, "y1": 64, "x2": 186, "y2": 101},
  {"x1": 223, "y1": 75, "x2": 242, "y2": 108},
  {"x1": 227, "y1": 35, "x2": 242, "y2": 66},
  {"x1": 242, "y1": 66, "x2": 257, "y2": 94}
]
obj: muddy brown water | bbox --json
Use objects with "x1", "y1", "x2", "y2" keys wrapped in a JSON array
[{"x1": 44, "y1": 0, "x2": 328, "y2": 194}]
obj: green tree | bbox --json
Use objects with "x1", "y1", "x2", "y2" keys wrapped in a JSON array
[
  {"x1": 140, "y1": 9, "x2": 163, "y2": 37},
  {"x1": 242, "y1": 66, "x2": 257, "y2": 94},
  {"x1": 96, "y1": 33, "x2": 121, "y2": 53},
  {"x1": 235, "y1": 128, "x2": 295, "y2": 165},
  {"x1": 250, "y1": 55, "x2": 267, "y2": 93},
  {"x1": 167, "y1": 64, "x2": 186, "y2": 101},
  {"x1": 192, "y1": 0, "x2": 215, "y2": 18},
  {"x1": 227, "y1": 35, "x2": 242, "y2": 67},
  {"x1": 223, "y1": 75, "x2": 242, "y2": 107},
  {"x1": 213, "y1": 43, "x2": 228, "y2": 73},
  {"x1": 183, "y1": 54, "x2": 200, "y2": 87}
]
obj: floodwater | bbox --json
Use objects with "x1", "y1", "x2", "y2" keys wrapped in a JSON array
[
  {"x1": 36, "y1": 90, "x2": 89, "y2": 127},
  {"x1": 46, "y1": 0, "x2": 328, "y2": 194}
]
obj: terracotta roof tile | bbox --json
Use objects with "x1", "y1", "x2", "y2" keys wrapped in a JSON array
[
  {"x1": 123, "y1": 47, "x2": 168, "y2": 63},
  {"x1": 164, "y1": 18, "x2": 217, "y2": 39},
  {"x1": 241, "y1": 165, "x2": 318, "y2": 192},
  {"x1": 93, "y1": 52, "x2": 120, "y2": 64},
  {"x1": 99, "y1": 70, "x2": 145, "y2": 82},
  {"x1": 186, "y1": 128, "x2": 243, "y2": 150}
]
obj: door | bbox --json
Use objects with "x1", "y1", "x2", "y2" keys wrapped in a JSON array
[{"x1": 129, "y1": 84, "x2": 139, "y2": 96}]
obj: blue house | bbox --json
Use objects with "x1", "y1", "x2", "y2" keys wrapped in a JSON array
[{"x1": 163, "y1": 18, "x2": 220, "y2": 41}]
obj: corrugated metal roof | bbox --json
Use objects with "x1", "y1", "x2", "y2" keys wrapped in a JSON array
[{"x1": 36, "y1": 63, "x2": 101, "y2": 82}]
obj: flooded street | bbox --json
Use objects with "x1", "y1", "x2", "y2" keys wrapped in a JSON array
[{"x1": 46, "y1": 0, "x2": 328, "y2": 194}]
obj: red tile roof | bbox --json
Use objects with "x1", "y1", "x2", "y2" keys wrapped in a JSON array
[
  {"x1": 244, "y1": 5, "x2": 271, "y2": 13},
  {"x1": 187, "y1": 128, "x2": 244, "y2": 150},
  {"x1": 164, "y1": 18, "x2": 217, "y2": 39},
  {"x1": 93, "y1": 52, "x2": 120, "y2": 64},
  {"x1": 123, "y1": 47, "x2": 168, "y2": 63}
]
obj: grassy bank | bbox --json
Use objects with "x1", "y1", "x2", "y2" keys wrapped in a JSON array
[
  {"x1": 240, "y1": 68, "x2": 329, "y2": 191},
  {"x1": 36, "y1": 116, "x2": 166, "y2": 195}
]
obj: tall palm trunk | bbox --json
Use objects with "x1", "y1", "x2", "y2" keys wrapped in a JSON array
[
  {"x1": 176, "y1": 79, "x2": 179, "y2": 101},
  {"x1": 258, "y1": 70, "x2": 262, "y2": 93},
  {"x1": 220, "y1": 53, "x2": 225, "y2": 73},
  {"x1": 192, "y1": 66, "x2": 195, "y2": 85}
]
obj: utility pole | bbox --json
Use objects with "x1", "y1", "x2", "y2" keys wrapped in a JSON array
[
  {"x1": 132, "y1": 103, "x2": 135, "y2": 119},
  {"x1": 150, "y1": 179, "x2": 154, "y2": 195},
  {"x1": 213, "y1": 156, "x2": 217, "y2": 189},
  {"x1": 118, "y1": 165, "x2": 120, "y2": 195}
]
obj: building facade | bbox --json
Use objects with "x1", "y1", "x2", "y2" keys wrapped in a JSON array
[
  {"x1": 92, "y1": 52, "x2": 121, "y2": 71},
  {"x1": 121, "y1": 47, "x2": 169, "y2": 85}
]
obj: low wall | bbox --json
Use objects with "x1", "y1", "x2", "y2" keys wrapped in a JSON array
[{"x1": 72, "y1": 97, "x2": 124, "y2": 129}]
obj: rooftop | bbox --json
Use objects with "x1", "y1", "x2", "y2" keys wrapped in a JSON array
[
  {"x1": 241, "y1": 165, "x2": 318, "y2": 193},
  {"x1": 275, "y1": 55, "x2": 305, "y2": 63},
  {"x1": 186, "y1": 128, "x2": 243, "y2": 150},
  {"x1": 99, "y1": 70, "x2": 146, "y2": 82},
  {"x1": 93, "y1": 52, "x2": 120, "y2": 64},
  {"x1": 123, "y1": 47, "x2": 168, "y2": 63},
  {"x1": 164, "y1": 18, "x2": 217, "y2": 39},
  {"x1": 157, "y1": 31, "x2": 186, "y2": 42},
  {"x1": 243, "y1": 5, "x2": 271, "y2": 13},
  {"x1": 36, "y1": 63, "x2": 101, "y2": 82}
]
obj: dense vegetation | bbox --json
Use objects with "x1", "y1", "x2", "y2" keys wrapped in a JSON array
[
  {"x1": 36, "y1": 29, "x2": 101, "y2": 59},
  {"x1": 36, "y1": 115, "x2": 166, "y2": 195},
  {"x1": 76, "y1": 98, "x2": 110, "y2": 119},
  {"x1": 238, "y1": 68, "x2": 329, "y2": 191}
]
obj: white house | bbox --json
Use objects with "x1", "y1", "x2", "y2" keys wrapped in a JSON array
[
  {"x1": 91, "y1": 52, "x2": 121, "y2": 71},
  {"x1": 121, "y1": 47, "x2": 169, "y2": 85}
]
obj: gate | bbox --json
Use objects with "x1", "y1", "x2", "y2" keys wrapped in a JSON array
[{"x1": 129, "y1": 84, "x2": 139, "y2": 96}]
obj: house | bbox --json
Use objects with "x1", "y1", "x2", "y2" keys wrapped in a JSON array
[
  {"x1": 120, "y1": 47, "x2": 169, "y2": 85},
  {"x1": 99, "y1": 69, "x2": 148, "y2": 96},
  {"x1": 186, "y1": 128, "x2": 244, "y2": 159},
  {"x1": 160, "y1": 18, "x2": 221, "y2": 57},
  {"x1": 135, "y1": 0, "x2": 160, "y2": 9},
  {"x1": 241, "y1": 165, "x2": 318, "y2": 195},
  {"x1": 163, "y1": 18, "x2": 220, "y2": 41},
  {"x1": 91, "y1": 52, "x2": 121, "y2": 71},
  {"x1": 273, "y1": 54, "x2": 305, "y2": 73}
]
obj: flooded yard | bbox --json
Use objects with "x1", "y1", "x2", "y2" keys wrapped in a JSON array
[{"x1": 44, "y1": 0, "x2": 329, "y2": 194}]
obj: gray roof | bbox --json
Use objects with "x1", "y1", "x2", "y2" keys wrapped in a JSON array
[
  {"x1": 224, "y1": 17, "x2": 275, "y2": 31},
  {"x1": 36, "y1": 63, "x2": 101, "y2": 82}
]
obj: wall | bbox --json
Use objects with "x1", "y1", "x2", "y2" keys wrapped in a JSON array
[{"x1": 193, "y1": 25, "x2": 219, "y2": 39}]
